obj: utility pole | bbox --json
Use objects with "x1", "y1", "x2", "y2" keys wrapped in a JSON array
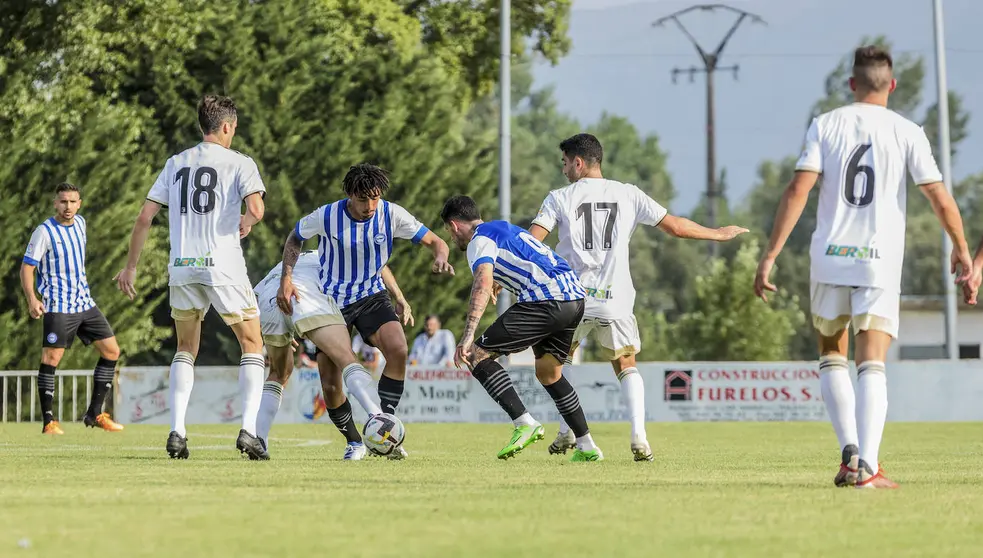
[
  {"x1": 498, "y1": 0, "x2": 512, "y2": 320},
  {"x1": 932, "y1": 0, "x2": 959, "y2": 360},
  {"x1": 654, "y1": 4, "x2": 765, "y2": 258}
]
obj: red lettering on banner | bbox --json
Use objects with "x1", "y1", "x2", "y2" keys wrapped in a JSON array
[
  {"x1": 697, "y1": 367, "x2": 820, "y2": 382},
  {"x1": 407, "y1": 368, "x2": 472, "y2": 381}
]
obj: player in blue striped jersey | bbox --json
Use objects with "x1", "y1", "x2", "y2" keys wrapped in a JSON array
[
  {"x1": 279, "y1": 164, "x2": 453, "y2": 458},
  {"x1": 440, "y1": 195, "x2": 603, "y2": 462},
  {"x1": 20, "y1": 183, "x2": 123, "y2": 435}
]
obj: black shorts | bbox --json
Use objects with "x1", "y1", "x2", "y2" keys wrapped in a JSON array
[
  {"x1": 42, "y1": 307, "x2": 115, "y2": 349},
  {"x1": 475, "y1": 299, "x2": 585, "y2": 364},
  {"x1": 341, "y1": 291, "x2": 399, "y2": 345}
]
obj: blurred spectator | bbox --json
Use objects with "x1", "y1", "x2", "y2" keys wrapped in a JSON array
[
  {"x1": 409, "y1": 315, "x2": 456, "y2": 367},
  {"x1": 298, "y1": 339, "x2": 317, "y2": 369}
]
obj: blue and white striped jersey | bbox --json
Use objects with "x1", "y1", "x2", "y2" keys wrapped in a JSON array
[
  {"x1": 295, "y1": 199, "x2": 428, "y2": 307},
  {"x1": 467, "y1": 221, "x2": 585, "y2": 303},
  {"x1": 23, "y1": 216, "x2": 96, "y2": 314}
]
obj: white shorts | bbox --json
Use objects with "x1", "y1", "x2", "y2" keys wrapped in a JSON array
[
  {"x1": 571, "y1": 315, "x2": 641, "y2": 361},
  {"x1": 255, "y1": 275, "x2": 343, "y2": 347},
  {"x1": 170, "y1": 284, "x2": 259, "y2": 325},
  {"x1": 809, "y1": 282, "x2": 900, "y2": 338}
]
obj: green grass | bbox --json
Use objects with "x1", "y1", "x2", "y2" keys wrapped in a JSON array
[{"x1": 2, "y1": 422, "x2": 983, "y2": 557}]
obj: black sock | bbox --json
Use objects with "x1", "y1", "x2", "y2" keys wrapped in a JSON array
[
  {"x1": 327, "y1": 398, "x2": 362, "y2": 444},
  {"x1": 87, "y1": 357, "x2": 116, "y2": 418},
  {"x1": 544, "y1": 376, "x2": 589, "y2": 437},
  {"x1": 377, "y1": 375, "x2": 404, "y2": 415},
  {"x1": 471, "y1": 359, "x2": 527, "y2": 421},
  {"x1": 38, "y1": 364, "x2": 56, "y2": 425}
]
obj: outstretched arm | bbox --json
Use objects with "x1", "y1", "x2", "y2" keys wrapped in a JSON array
[
  {"x1": 419, "y1": 230, "x2": 454, "y2": 275},
  {"x1": 115, "y1": 200, "x2": 162, "y2": 300},
  {"x1": 657, "y1": 214, "x2": 749, "y2": 241},
  {"x1": 754, "y1": 170, "x2": 819, "y2": 301}
]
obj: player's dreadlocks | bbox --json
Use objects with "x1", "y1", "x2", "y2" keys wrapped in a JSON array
[{"x1": 342, "y1": 164, "x2": 391, "y2": 198}]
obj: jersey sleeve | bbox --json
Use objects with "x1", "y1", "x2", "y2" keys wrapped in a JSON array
[
  {"x1": 907, "y1": 126, "x2": 944, "y2": 185},
  {"x1": 295, "y1": 205, "x2": 327, "y2": 241},
  {"x1": 795, "y1": 118, "x2": 823, "y2": 173},
  {"x1": 531, "y1": 192, "x2": 562, "y2": 232},
  {"x1": 466, "y1": 235, "x2": 498, "y2": 275},
  {"x1": 237, "y1": 157, "x2": 267, "y2": 199},
  {"x1": 146, "y1": 162, "x2": 170, "y2": 206},
  {"x1": 390, "y1": 203, "x2": 429, "y2": 243},
  {"x1": 631, "y1": 185, "x2": 669, "y2": 226},
  {"x1": 23, "y1": 226, "x2": 50, "y2": 266}
]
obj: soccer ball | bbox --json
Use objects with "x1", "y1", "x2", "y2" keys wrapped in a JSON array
[{"x1": 362, "y1": 413, "x2": 405, "y2": 456}]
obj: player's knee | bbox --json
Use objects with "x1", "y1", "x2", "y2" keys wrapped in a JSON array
[
  {"x1": 269, "y1": 366, "x2": 292, "y2": 384},
  {"x1": 41, "y1": 349, "x2": 63, "y2": 367},
  {"x1": 100, "y1": 342, "x2": 121, "y2": 361},
  {"x1": 383, "y1": 340, "x2": 408, "y2": 364}
]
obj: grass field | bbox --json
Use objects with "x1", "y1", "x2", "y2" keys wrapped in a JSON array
[{"x1": 3, "y1": 422, "x2": 983, "y2": 557}]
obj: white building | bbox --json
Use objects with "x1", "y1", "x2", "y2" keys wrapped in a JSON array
[{"x1": 894, "y1": 295, "x2": 982, "y2": 360}]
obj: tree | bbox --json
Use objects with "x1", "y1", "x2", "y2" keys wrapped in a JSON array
[{"x1": 671, "y1": 241, "x2": 806, "y2": 361}]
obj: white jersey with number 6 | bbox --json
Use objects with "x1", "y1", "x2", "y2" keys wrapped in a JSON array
[
  {"x1": 147, "y1": 142, "x2": 266, "y2": 287},
  {"x1": 797, "y1": 103, "x2": 943, "y2": 292},
  {"x1": 532, "y1": 178, "x2": 668, "y2": 320}
]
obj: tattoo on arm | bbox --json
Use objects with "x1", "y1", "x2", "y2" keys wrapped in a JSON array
[
  {"x1": 463, "y1": 272, "x2": 493, "y2": 340},
  {"x1": 282, "y1": 230, "x2": 303, "y2": 277}
]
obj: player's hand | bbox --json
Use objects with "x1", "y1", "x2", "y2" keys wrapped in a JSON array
[
  {"x1": 951, "y1": 247, "x2": 974, "y2": 285},
  {"x1": 290, "y1": 338, "x2": 300, "y2": 353},
  {"x1": 753, "y1": 257, "x2": 778, "y2": 302},
  {"x1": 27, "y1": 299, "x2": 44, "y2": 319},
  {"x1": 432, "y1": 257, "x2": 455, "y2": 276},
  {"x1": 490, "y1": 283, "x2": 503, "y2": 305},
  {"x1": 454, "y1": 336, "x2": 474, "y2": 369},
  {"x1": 716, "y1": 225, "x2": 750, "y2": 241},
  {"x1": 963, "y1": 262, "x2": 982, "y2": 305},
  {"x1": 239, "y1": 215, "x2": 252, "y2": 239},
  {"x1": 113, "y1": 267, "x2": 138, "y2": 301},
  {"x1": 277, "y1": 277, "x2": 298, "y2": 315},
  {"x1": 395, "y1": 297, "x2": 415, "y2": 327}
]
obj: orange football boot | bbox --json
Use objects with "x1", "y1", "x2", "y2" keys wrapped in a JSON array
[
  {"x1": 84, "y1": 412, "x2": 124, "y2": 432},
  {"x1": 42, "y1": 421, "x2": 64, "y2": 435}
]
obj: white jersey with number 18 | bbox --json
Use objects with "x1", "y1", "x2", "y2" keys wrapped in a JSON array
[
  {"x1": 797, "y1": 103, "x2": 943, "y2": 292},
  {"x1": 532, "y1": 178, "x2": 668, "y2": 320},
  {"x1": 147, "y1": 142, "x2": 266, "y2": 287}
]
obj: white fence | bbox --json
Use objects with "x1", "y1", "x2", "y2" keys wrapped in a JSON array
[
  {"x1": 0, "y1": 370, "x2": 94, "y2": 423},
  {"x1": 106, "y1": 361, "x2": 983, "y2": 426}
]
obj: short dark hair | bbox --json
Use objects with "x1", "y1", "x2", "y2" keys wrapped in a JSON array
[
  {"x1": 343, "y1": 164, "x2": 391, "y2": 198},
  {"x1": 852, "y1": 46, "x2": 893, "y2": 91},
  {"x1": 440, "y1": 195, "x2": 481, "y2": 223},
  {"x1": 425, "y1": 314, "x2": 440, "y2": 323},
  {"x1": 198, "y1": 95, "x2": 238, "y2": 135},
  {"x1": 559, "y1": 133, "x2": 603, "y2": 167},
  {"x1": 55, "y1": 182, "x2": 80, "y2": 197}
]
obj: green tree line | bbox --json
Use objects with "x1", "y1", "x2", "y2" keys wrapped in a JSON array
[{"x1": 0, "y1": 2, "x2": 972, "y2": 370}]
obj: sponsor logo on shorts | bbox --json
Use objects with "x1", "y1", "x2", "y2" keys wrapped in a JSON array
[
  {"x1": 825, "y1": 244, "x2": 880, "y2": 260},
  {"x1": 173, "y1": 255, "x2": 215, "y2": 267},
  {"x1": 46, "y1": 333, "x2": 58, "y2": 344}
]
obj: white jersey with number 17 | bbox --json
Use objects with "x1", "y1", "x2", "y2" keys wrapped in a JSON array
[
  {"x1": 146, "y1": 142, "x2": 266, "y2": 287},
  {"x1": 532, "y1": 178, "x2": 668, "y2": 320},
  {"x1": 797, "y1": 103, "x2": 943, "y2": 292}
]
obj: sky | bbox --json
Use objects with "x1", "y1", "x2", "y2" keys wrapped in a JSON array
[{"x1": 531, "y1": 0, "x2": 983, "y2": 214}]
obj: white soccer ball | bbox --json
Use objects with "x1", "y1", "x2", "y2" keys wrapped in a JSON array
[{"x1": 362, "y1": 413, "x2": 405, "y2": 456}]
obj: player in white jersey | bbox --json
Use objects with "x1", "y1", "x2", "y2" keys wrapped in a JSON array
[
  {"x1": 530, "y1": 133, "x2": 748, "y2": 461},
  {"x1": 754, "y1": 46, "x2": 975, "y2": 489},
  {"x1": 115, "y1": 95, "x2": 270, "y2": 460},
  {"x1": 21, "y1": 183, "x2": 124, "y2": 435},
  {"x1": 278, "y1": 164, "x2": 454, "y2": 460},
  {"x1": 253, "y1": 251, "x2": 413, "y2": 460}
]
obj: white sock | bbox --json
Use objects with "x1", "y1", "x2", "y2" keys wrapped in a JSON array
[
  {"x1": 169, "y1": 351, "x2": 195, "y2": 437},
  {"x1": 256, "y1": 381, "x2": 283, "y2": 442},
  {"x1": 576, "y1": 433, "x2": 598, "y2": 451},
  {"x1": 343, "y1": 363, "x2": 383, "y2": 416},
  {"x1": 513, "y1": 412, "x2": 536, "y2": 428},
  {"x1": 819, "y1": 355, "x2": 858, "y2": 452},
  {"x1": 857, "y1": 361, "x2": 888, "y2": 474},
  {"x1": 239, "y1": 353, "x2": 266, "y2": 436},
  {"x1": 557, "y1": 416, "x2": 570, "y2": 435},
  {"x1": 617, "y1": 367, "x2": 646, "y2": 441}
]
